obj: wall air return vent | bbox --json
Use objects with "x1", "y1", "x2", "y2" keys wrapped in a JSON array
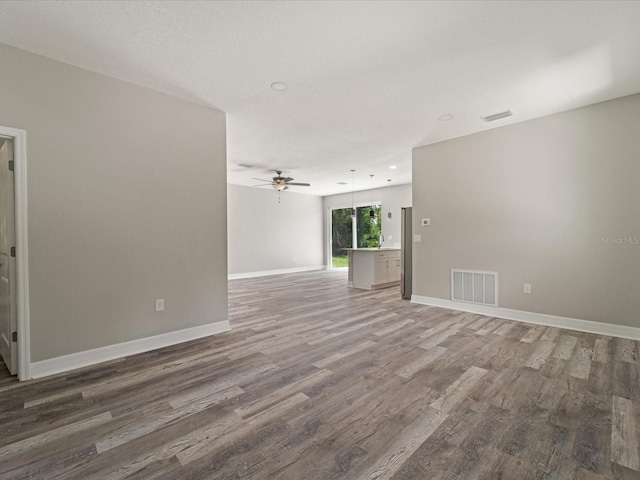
[
  {"x1": 451, "y1": 269, "x2": 498, "y2": 307},
  {"x1": 481, "y1": 110, "x2": 513, "y2": 122}
]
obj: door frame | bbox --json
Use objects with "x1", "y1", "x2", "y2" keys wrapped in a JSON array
[{"x1": 0, "y1": 126, "x2": 30, "y2": 380}]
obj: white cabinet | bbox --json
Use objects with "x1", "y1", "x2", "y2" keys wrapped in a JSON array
[
  {"x1": 374, "y1": 258, "x2": 388, "y2": 285},
  {"x1": 348, "y1": 248, "x2": 401, "y2": 290},
  {"x1": 374, "y1": 255, "x2": 401, "y2": 285},
  {"x1": 391, "y1": 257, "x2": 401, "y2": 283}
]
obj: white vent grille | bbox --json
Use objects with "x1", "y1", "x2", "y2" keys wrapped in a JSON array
[{"x1": 451, "y1": 269, "x2": 498, "y2": 306}]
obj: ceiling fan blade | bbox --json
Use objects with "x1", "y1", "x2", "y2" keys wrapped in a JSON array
[
  {"x1": 283, "y1": 177, "x2": 294, "y2": 182},
  {"x1": 283, "y1": 186, "x2": 289, "y2": 190},
  {"x1": 286, "y1": 182, "x2": 311, "y2": 186},
  {"x1": 252, "y1": 177, "x2": 273, "y2": 183}
]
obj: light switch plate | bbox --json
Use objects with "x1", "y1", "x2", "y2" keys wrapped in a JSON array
[
  {"x1": 414, "y1": 234, "x2": 422, "y2": 243},
  {"x1": 422, "y1": 218, "x2": 431, "y2": 226}
]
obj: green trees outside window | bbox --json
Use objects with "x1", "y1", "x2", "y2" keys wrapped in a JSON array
[
  {"x1": 331, "y1": 208, "x2": 352, "y2": 268},
  {"x1": 331, "y1": 205, "x2": 381, "y2": 268}
]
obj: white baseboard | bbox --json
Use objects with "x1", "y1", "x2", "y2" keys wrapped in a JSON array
[
  {"x1": 411, "y1": 295, "x2": 640, "y2": 341},
  {"x1": 30, "y1": 320, "x2": 231, "y2": 379},
  {"x1": 228, "y1": 265, "x2": 326, "y2": 280}
]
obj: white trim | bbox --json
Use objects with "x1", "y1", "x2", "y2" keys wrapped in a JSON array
[
  {"x1": 327, "y1": 206, "x2": 334, "y2": 270},
  {"x1": 228, "y1": 265, "x2": 326, "y2": 280},
  {"x1": 411, "y1": 295, "x2": 640, "y2": 341},
  {"x1": 0, "y1": 126, "x2": 30, "y2": 381},
  {"x1": 30, "y1": 320, "x2": 230, "y2": 379}
]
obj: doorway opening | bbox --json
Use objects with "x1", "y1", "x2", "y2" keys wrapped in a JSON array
[
  {"x1": 0, "y1": 126, "x2": 30, "y2": 381},
  {"x1": 329, "y1": 204, "x2": 382, "y2": 269}
]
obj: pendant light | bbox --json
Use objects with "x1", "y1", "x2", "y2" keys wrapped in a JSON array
[
  {"x1": 369, "y1": 175, "x2": 375, "y2": 219},
  {"x1": 350, "y1": 170, "x2": 356, "y2": 218}
]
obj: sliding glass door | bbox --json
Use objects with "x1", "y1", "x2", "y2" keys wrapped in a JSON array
[
  {"x1": 355, "y1": 205, "x2": 381, "y2": 248},
  {"x1": 330, "y1": 205, "x2": 381, "y2": 269},
  {"x1": 331, "y1": 208, "x2": 352, "y2": 268}
]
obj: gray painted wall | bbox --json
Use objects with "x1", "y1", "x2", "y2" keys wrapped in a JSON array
[
  {"x1": 323, "y1": 184, "x2": 412, "y2": 262},
  {"x1": 0, "y1": 43, "x2": 228, "y2": 361},
  {"x1": 412, "y1": 94, "x2": 640, "y2": 328},
  {"x1": 227, "y1": 184, "x2": 324, "y2": 274}
]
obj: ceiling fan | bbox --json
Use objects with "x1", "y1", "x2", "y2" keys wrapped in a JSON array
[{"x1": 252, "y1": 170, "x2": 311, "y2": 191}]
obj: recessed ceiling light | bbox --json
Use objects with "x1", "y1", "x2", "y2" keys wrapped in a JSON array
[
  {"x1": 389, "y1": 165, "x2": 397, "y2": 170},
  {"x1": 481, "y1": 110, "x2": 513, "y2": 122},
  {"x1": 270, "y1": 82, "x2": 287, "y2": 92},
  {"x1": 439, "y1": 114, "x2": 454, "y2": 121}
]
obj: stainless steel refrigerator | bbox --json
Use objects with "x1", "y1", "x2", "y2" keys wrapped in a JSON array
[{"x1": 401, "y1": 207, "x2": 412, "y2": 299}]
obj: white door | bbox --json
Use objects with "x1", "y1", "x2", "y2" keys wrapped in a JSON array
[{"x1": 0, "y1": 137, "x2": 17, "y2": 375}]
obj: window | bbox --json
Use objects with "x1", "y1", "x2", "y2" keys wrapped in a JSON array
[{"x1": 330, "y1": 205, "x2": 381, "y2": 268}]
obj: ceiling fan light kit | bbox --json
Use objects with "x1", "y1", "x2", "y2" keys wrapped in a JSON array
[{"x1": 251, "y1": 170, "x2": 311, "y2": 191}]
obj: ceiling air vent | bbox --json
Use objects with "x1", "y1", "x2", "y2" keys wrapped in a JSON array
[{"x1": 481, "y1": 110, "x2": 513, "y2": 123}]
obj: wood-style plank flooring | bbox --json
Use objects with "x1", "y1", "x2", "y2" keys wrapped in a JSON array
[
  {"x1": 0, "y1": 360, "x2": 17, "y2": 392},
  {"x1": 1, "y1": 270, "x2": 639, "y2": 479}
]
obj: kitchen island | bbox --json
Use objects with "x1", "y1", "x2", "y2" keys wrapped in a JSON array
[{"x1": 343, "y1": 248, "x2": 401, "y2": 290}]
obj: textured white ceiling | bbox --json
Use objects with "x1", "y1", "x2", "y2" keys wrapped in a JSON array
[{"x1": 1, "y1": 1, "x2": 640, "y2": 196}]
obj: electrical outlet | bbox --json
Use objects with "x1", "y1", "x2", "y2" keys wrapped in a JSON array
[
  {"x1": 414, "y1": 234, "x2": 422, "y2": 243},
  {"x1": 155, "y1": 299, "x2": 164, "y2": 311},
  {"x1": 524, "y1": 284, "x2": 531, "y2": 294}
]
